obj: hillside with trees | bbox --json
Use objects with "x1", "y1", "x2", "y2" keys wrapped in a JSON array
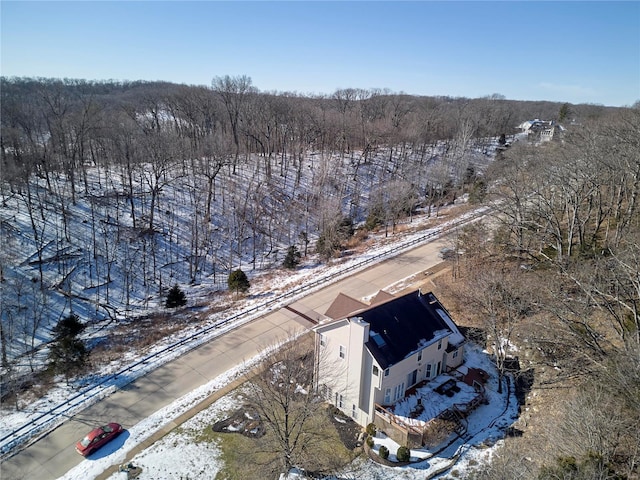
[
  {"x1": 1, "y1": 75, "x2": 638, "y2": 477},
  {"x1": 0, "y1": 75, "x2": 566, "y2": 362},
  {"x1": 435, "y1": 106, "x2": 640, "y2": 479}
]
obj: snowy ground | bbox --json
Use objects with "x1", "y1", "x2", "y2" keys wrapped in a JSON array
[
  {"x1": 86, "y1": 342, "x2": 518, "y2": 480},
  {"x1": 1, "y1": 202, "x2": 509, "y2": 480},
  {"x1": 1, "y1": 201, "x2": 485, "y2": 453},
  {"x1": 362, "y1": 344, "x2": 519, "y2": 478}
]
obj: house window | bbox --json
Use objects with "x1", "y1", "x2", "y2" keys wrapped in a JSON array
[
  {"x1": 352, "y1": 404, "x2": 357, "y2": 419},
  {"x1": 384, "y1": 388, "x2": 391, "y2": 404},
  {"x1": 452, "y1": 350, "x2": 458, "y2": 359},
  {"x1": 393, "y1": 382, "x2": 405, "y2": 401},
  {"x1": 426, "y1": 364, "x2": 432, "y2": 378},
  {"x1": 320, "y1": 334, "x2": 326, "y2": 347},
  {"x1": 384, "y1": 368, "x2": 390, "y2": 376},
  {"x1": 438, "y1": 340, "x2": 442, "y2": 350},
  {"x1": 339, "y1": 394, "x2": 344, "y2": 408},
  {"x1": 417, "y1": 351, "x2": 422, "y2": 362},
  {"x1": 409, "y1": 369, "x2": 418, "y2": 386},
  {"x1": 339, "y1": 345, "x2": 346, "y2": 359},
  {"x1": 322, "y1": 384, "x2": 332, "y2": 401},
  {"x1": 373, "y1": 366, "x2": 379, "y2": 376}
]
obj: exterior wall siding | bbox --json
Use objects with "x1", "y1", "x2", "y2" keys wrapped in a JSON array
[
  {"x1": 377, "y1": 334, "x2": 450, "y2": 405},
  {"x1": 445, "y1": 345, "x2": 464, "y2": 370},
  {"x1": 316, "y1": 318, "x2": 370, "y2": 423},
  {"x1": 315, "y1": 296, "x2": 465, "y2": 428},
  {"x1": 316, "y1": 320, "x2": 349, "y2": 408}
]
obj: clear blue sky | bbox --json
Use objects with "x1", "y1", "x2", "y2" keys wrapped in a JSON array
[{"x1": 2, "y1": 1, "x2": 639, "y2": 106}]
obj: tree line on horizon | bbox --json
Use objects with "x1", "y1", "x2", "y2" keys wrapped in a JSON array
[{"x1": 0, "y1": 75, "x2": 638, "y2": 478}]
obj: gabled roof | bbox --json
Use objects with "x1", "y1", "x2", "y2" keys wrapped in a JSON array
[
  {"x1": 359, "y1": 290, "x2": 463, "y2": 369},
  {"x1": 369, "y1": 290, "x2": 395, "y2": 306},
  {"x1": 324, "y1": 290, "x2": 395, "y2": 320},
  {"x1": 324, "y1": 293, "x2": 368, "y2": 320}
]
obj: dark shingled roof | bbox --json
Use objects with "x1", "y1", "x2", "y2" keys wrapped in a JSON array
[{"x1": 360, "y1": 291, "x2": 453, "y2": 369}]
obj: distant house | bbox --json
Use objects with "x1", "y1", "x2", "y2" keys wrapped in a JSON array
[
  {"x1": 313, "y1": 290, "x2": 465, "y2": 429},
  {"x1": 517, "y1": 119, "x2": 564, "y2": 143}
]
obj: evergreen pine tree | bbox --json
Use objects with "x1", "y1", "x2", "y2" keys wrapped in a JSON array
[
  {"x1": 558, "y1": 102, "x2": 571, "y2": 122},
  {"x1": 48, "y1": 314, "x2": 88, "y2": 384},
  {"x1": 282, "y1": 245, "x2": 301, "y2": 269},
  {"x1": 166, "y1": 284, "x2": 187, "y2": 308},
  {"x1": 228, "y1": 269, "x2": 250, "y2": 298}
]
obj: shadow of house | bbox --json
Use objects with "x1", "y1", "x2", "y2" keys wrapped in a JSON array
[{"x1": 458, "y1": 325, "x2": 486, "y2": 345}]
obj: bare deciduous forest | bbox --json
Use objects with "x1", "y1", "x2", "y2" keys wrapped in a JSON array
[
  {"x1": 437, "y1": 108, "x2": 640, "y2": 479},
  {"x1": 1, "y1": 76, "x2": 638, "y2": 478}
]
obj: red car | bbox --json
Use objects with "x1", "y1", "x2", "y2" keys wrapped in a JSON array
[{"x1": 75, "y1": 422, "x2": 124, "y2": 456}]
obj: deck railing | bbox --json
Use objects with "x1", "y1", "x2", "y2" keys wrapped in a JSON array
[{"x1": 373, "y1": 384, "x2": 486, "y2": 447}]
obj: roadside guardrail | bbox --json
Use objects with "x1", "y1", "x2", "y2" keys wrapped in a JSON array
[{"x1": 0, "y1": 207, "x2": 489, "y2": 459}]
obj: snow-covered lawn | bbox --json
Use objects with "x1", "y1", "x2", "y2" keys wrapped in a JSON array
[{"x1": 89, "y1": 343, "x2": 517, "y2": 480}]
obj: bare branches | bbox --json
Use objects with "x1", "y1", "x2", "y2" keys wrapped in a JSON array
[{"x1": 247, "y1": 334, "x2": 328, "y2": 473}]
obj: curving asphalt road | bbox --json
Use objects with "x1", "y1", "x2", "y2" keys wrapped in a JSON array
[{"x1": 0, "y1": 237, "x2": 449, "y2": 480}]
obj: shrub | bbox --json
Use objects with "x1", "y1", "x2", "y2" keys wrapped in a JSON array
[
  {"x1": 364, "y1": 208, "x2": 384, "y2": 231},
  {"x1": 396, "y1": 445, "x2": 410, "y2": 462},
  {"x1": 468, "y1": 178, "x2": 487, "y2": 204},
  {"x1": 366, "y1": 436, "x2": 374, "y2": 448},
  {"x1": 378, "y1": 445, "x2": 389, "y2": 460},
  {"x1": 316, "y1": 233, "x2": 338, "y2": 259},
  {"x1": 365, "y1": 423, "x2": 377, "y2": 436},
  {"x1": 316, "y1": 215, "x2": 354, "y2": 259}
]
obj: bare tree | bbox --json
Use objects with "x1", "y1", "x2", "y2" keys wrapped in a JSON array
[
  {"x1": 485, "y1": 142, "x2": 539, "y2": 257},
  {"x1": 199, "y1": 132, "x2": 233, "y2": 218},
  {"x1": 212, "y1": 75, "x2": 254, "y2": 171},
  {"x1": 332, "y1": 88, "x2": 358, "y2": 156},
  {"x1": 462, "y1": 263, "x2": 535, "y2": 393},
  {"x1": 246, "y1": 334, "x2": 339, "y2": 475}
]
